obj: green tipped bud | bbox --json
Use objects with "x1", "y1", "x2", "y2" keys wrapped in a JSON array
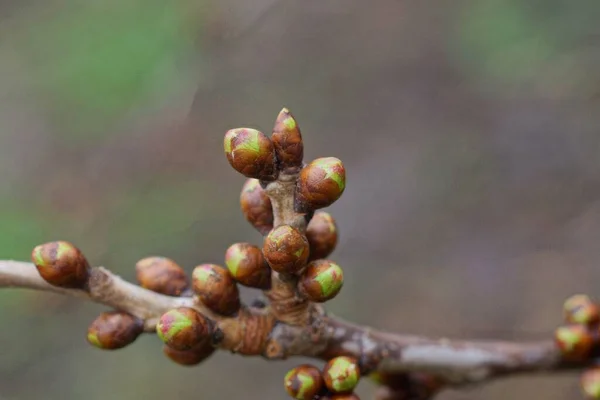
[
  {"x1": 306, "y1": 212, "x2": 338, "y2": 261},
  {"x1": 272, "y1": 107, "x2": 304, "y2": 171},
  {"x1": 323, "y1": 356, "x2": 360, "y2": 394},
  {"x1": 224, "y1": 128, "x2": 277, "y2": 180},
  {"x1": 582, "y1": 368, "x2": 600, "y2": 399},
  {"x1": 225, "y1": 243, "x2": 271, "y2": 289},
  {"x1": 554, "y1": 324, "x2": 594, "y2": 361},
  {"x1": 284, "y1": 364, "x2": 324, "y2": 400},
  {"x1": 162, "y1": 342, "x2": 216, "y2": 366},
  {"x1": 135, "y1": 256, "x2": 189, "y2": 296},
  {"x1": 32, "y1": 241, "x2": 90, "y2": 288},
  {"x1": 192, "y1": 264, "x2": 241, "y2": 316},
  {"x1": 299, "y1": 260, "x2": 344, "y2": 302},
  {"x1": 87, "y1": 311, "x2": 143, "y2": 350},
  {"x1": 240, "y1": 178, "x2": 274, "y2": 235},
  {"x1": 564, "y1": 294, "x2": 600, "y2": 325},
  {"x1": 156, "y1": 307, "x2": 213, "y2": 351},
  {"x1": 263, "y1": 225, "x2": 309, "y2": 274},
  {"x1": 296, "y1": 157, "x2": 346, "y2": 212}
]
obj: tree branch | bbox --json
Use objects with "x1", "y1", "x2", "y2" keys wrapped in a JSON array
[{"x1": 0, "y1": 259, "x2": 583, "y2": 390}]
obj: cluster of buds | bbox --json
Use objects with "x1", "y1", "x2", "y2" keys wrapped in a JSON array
[
  {"x1": 284, "y1": 357, "x2": 361, "y2": 399},
  {"x1": 554, "y1": 294, "x2": 600, "y2": 399}
]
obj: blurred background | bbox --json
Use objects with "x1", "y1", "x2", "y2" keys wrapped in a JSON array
[{"x1": 1, "y1": 0, "x2": 599, "y2": 398}]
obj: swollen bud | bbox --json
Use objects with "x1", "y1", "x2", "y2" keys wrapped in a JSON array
[
  {"x1": 162, "y1": 342, "x2": 216, "y2": 366},
  {"x1": 87, "y1": 311, "x2": 143, "y2": 350},
  {"x1": 192, "y1": 264, "x2": 241, "y2": 316},
  {"x1": 306, "y1": 212, "x2": 338, "y2": 261},
  {"x1": 263, "y1": 225, "x2": 310, "y2": 274},
  {"x1": 564, "y1": 294, "x2": 600, "y2": 326},
  {"x1": 224, "y1": 128, "x2": 277, "y2": 181},
  {"x1": 240, "y1": 179, "x2": 274, "y2": 235},
  {"x1": 157, "y1": 307, "x2": 213, "y2": 351},
  {"x1": 284, "y1": 364, "x2": 324, "y2": 400},
  {"x1": 323, "y1": 356, "x2": 360, "y2": 394},
  {"x1": 135, "y1": 256, "x2": 189, "y2": 296},
  {"x1": 272, "y1": 108, "x2": 303, "y2": 171},
  {"x1": 582, "y1": 368, "x2": 600, "y2": 399},
  {"x1": 296, "y1": 157, "x2": 346, "y2": 211},
  {"x1": 554, "y1": 324, "x2": 594, "y2": 361},
  {"x1": 299, "y1": 260, "x2": 344, "y2": 302},
  {"x1": 225, "y1": 243, "x2": 271, "y2": 289},
  {"x1": 32, "y1": 241, "x2": 90, "y2": 288}
]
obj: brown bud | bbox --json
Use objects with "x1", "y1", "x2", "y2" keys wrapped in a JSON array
[
  {"x1": 162, "y1": 342, "x2": 216, "y2": 366},
  {"x1": 225, "y1": 243, "x2": 271, "y2": 289},
  {"x1": 87, "y1": 311, "x2": 143, "y2": 350},
  {"x1": 272, "y1": 107, "x2": 303, "y2": 171},
  {"x1": 296, "y1": 157, "x2": 346, "y2": 211},
  {"x1": 299, "y1": 260, "x2": 344, "y2": 303},
  {"x1": 306, "y1": 212, "x2": 338, "y2": 261},
  {"x1": 224, "y1": 128, "x2": 277, "y2": 181},
  {"x1": 31, "y1": 241, "x2": 90, "y2": 288},
  {"x1": 284, "y1": 364, "x2": 324, "y2": 400},
  {"x1": 554, "y1": 324, "x2": 595, "y2": 361},
  {"x1": 192, "y1": 264, "x2": 241, "y2": 316},
  {"x1": 564, "y1": 294, "x2": 600, "y2": 326},
  {"x1": 323, "y1": 356, "x2": 360, "y2": 394},
  {"x1": 157, "y1": 307, "x2": 213, "y2": 351},
  {"x1": 135, "y1": 256, "x2": 189, "y2": 296},
  {"x1": 329, "y1": 394, "x2": 361, "y2": 400},
  {"x1": 263, "y1": 225, "x2": 309, "y2": 274},
  {"x1": 240, "y1": 178, "x2": 274, "y2": 235},
  {"x1": 582, "y1": 368, "x2": 600, "y2": 399}
]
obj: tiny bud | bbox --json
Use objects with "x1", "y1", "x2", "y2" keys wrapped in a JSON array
[
  {"x1": 192, "y1": 264, "x2": 241, "y2": 316},
  {"x1": 157, "y1": 307, "x2": 213, "y2": 351},
  {"x1": 87, "y1": 311, "x2": 143, "y2": 350},
  {"x1": 554, "y1": 324, "x2": 595, "y2": 361},
  {"x1": 323, "y1": 356, "x2": 360, "y2": 394},
  {"x1": 272, "y1": 107, "x2": 304, "y2": 170},
  {"x1": 299, "y1": 260, "x2": 344, "y2": 302},
  {"x1": 263, "y1": 225, "x2": 310, "y2": 274},
  {"x1": 162, "y1": 342, "x2": 216, "y2": 366},
  {"x1": 225, "y1": 243, "x2": 271, "y2": 289},
  {"x1": 224, "y1": 128, "x2": 277, "y2": 180},
  {"x1": 306, "y1": 212, "x2": 338, "y2": 261},
  {"x1": 240, "y1": 179, "x2": 274, "y2": 235},
  {"x1": 296, "y1": 157, "x2": 346, "y2": 211},
  {"x1": 582, "y1": 368, "x2": 600, "y2": 399},
  {"x1": 32, "y1": 241, "x2": 90, "y2": 288},
  {"x1": 564, "y1": 294, "x2": 600, "y2": 325},
  {"x1": 135, "y1": 256, "x2": 189, "y2": 296},
  {"x1": 284, "y1": 364, "x2": 324, "y2": 400}
]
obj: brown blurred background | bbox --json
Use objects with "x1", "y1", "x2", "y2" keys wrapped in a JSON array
[{"x1": 1, "y1": 0, "x2": 600, "y2": 398}]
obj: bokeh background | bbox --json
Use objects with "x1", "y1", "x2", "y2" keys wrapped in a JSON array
[{"x1": 1, "y1": 0, "x2": 600, "y2": 398}]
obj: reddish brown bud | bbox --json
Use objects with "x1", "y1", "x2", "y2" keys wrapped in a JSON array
[
  {"x1": 135, "y1": 256, "x2": 189, "y2": 296},
  {"x1": 32, "y1": 241, "x2": 90, "y2": 288},
  {"x1": 328, "y1": 394, "x2": 361, "y2": 400},
  {"x1": 240, "y1": 178, "x2": 274, "y2": 235},
  {"x1": 192, "y1": 264, "x2": 241, "y2": 316},
  {"x1": 554, "y1": 324, "x2": 595, "y2": 361},
  {"x1": 87, "y1": 311, "x2": 143, "y2": 350},
  {"x1": 272, "y1": 107, "x2": 303, "y2": 171},
  {"x1": 323, "y1": 356, "x2": 360, "y2": 394},
  {"x1": 564, "y1": 294, "x2": 600, "y2": 326},
  {"x1": 582, "y1": 368, "x2": 600, "y2": 399},
  {"x1": 157, "y1": 307, "x2": 213, "y2": 351},
  {"x1": 263, "y1": 225, "x2": 310, "y2": 274},
  {"x1": 225, "y1": 243, "x2": 271, "y2": 289},
  {"x1": 299, "y1": 260, "x2": 344, "y2": 302},
  {"x1": 224, "y1": 128, "x2": 277, "y2": 180},
  {"x1": 306, "y1": 212, "x2": 338, "y2": 261},
  {"x1": 162, "y1": 342, "x2": 216, "y2": 366},
  {"x1": 284, "y1": 364, "x2": 324, "y2": 400},
  {"x1": 296, "y1": 157, "x2": 346, "y2": 211}
]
